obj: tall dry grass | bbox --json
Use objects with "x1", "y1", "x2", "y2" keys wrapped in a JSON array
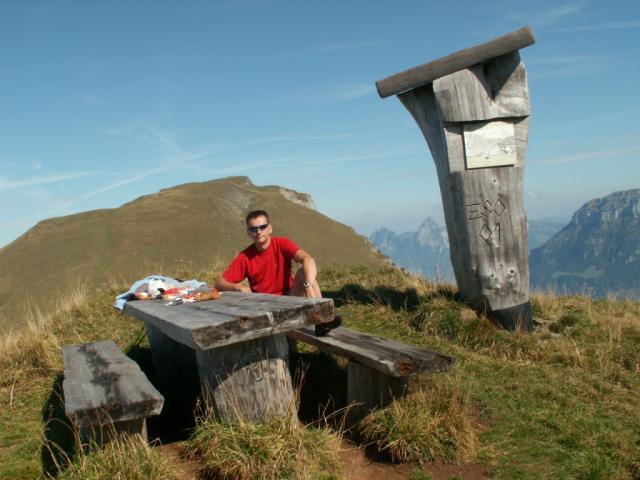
[
  {"x1": 359, "y1": 382, "x2": 478, "y2": 464},
  {"x1": 185, "y1": 410, "x2": 342, "y2": 480},
  {"x1": 55, "y1": 436, "x2": 179, "y2": 480}
]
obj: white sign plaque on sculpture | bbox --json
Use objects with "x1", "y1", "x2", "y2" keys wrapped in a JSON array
[{"x1": 463, "y1": 120, "x2": 516, "y2": 169}]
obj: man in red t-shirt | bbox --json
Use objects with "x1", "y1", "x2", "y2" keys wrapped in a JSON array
[{"x1": 215, "y1": 210, "x2": 322, "y2": 298}]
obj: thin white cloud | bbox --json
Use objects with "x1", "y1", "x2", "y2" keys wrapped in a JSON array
[
  {"x1": 277, "y1": 39, "x2": 394, "y2": 59},
  {"x1": 82, "y1": 169, "x2": 167, "y2": 199},
  {"x1": 530, "y1": 54, "x2": 604, "y2": 65},
  {"x1": 331, "y1": 83, "x2": 377, "y2": 101},
  {"x1": 526, "y1": 190, "x2": 543, "y2": 202},
  {"x1": 505, "y1": 1, "x2": 584, "y2": 27},
  {"x1": 213, "y1": 155, "x2": 310, "y2": 175},
  {"x1": 249, "y1": 134, "x2": 356, "y2": 144},
  {"x1": 0, "y1": 171, "x2": 100, "y2": 192},
  {"x1": 545, "y1": 20, "x2": 640, "y2": 33},
  {"x1": 312, "y1": 40, "x2": 393, "y2": 54},
  {"x1": 533, "y1": 146, "x2": 640, "y2": 165},
  {"x1": 306, "y1": 149, "x2": 423, "y2": 166},
  {"x1": 107, "y1": 124, "x2": 230, "y2": 163},
  {"x1": 31, "y1": 160, "x2": 42, "y2": 170},
  {"x1": 561, "y1": 106, "x2": 640, "y2": 129}
]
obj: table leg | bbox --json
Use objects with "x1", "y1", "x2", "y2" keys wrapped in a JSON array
[
  {"x1": 196, "y1": 333, "x2": 295, "y2": 423},
  {"x1": 144, "y1": 321, "x2": 199, "y2": 393}
]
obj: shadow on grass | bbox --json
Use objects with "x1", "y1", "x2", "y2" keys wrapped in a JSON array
[
  {"x1": 323, "y1": 283, "x2": 459, "y2": 311},
  {"x1": 126, "y1": 343, "x2": 200, "y2": 444},
  {"x1": 41, "y1": 374, "x2": 76, "y2": 477},
  {"x1": 291, "y1": 350, "x2": 347, "y2": 428}
]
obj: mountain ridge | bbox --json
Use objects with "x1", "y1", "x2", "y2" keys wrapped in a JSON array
[
  {"x1": 530, "y1": 188, "x2": 640, "y2": 298},
  {"x1": 0, "y1": 176, "x2": 384, "y2": 332}
]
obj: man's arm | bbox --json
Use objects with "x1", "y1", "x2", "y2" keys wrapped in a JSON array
[
  {"x1": 214, "y1": 275, "x2": 251, "y2": 293},
  {"x1": 293, "y1": 249, "x2": 319, "y2": 297}
]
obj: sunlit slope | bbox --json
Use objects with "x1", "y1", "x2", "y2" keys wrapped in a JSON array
[{"x1": 0, "y1": 176, "x2": 384, "y2": 332}]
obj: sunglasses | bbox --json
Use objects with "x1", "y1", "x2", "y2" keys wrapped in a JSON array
[{"x1": 247, "y1": 223, "x2": 269, "y2": 233}]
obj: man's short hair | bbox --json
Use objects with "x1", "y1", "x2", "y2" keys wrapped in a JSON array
[{"x1": 246, "y1": 210, "x2": 270, "y2": 225}]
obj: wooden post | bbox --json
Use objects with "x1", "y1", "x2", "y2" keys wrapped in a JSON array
[
  {"x1": 376, "y1": 28, "x2": 536, "y2": 331},
  {"x1": 196, "y1": 334, "x2": 296, "y2": 423},
  {"x1": 144, "y1": 321, "x2": 200, "y2": 392}
]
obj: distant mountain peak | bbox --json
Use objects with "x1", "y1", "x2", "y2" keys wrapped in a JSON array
[{"x1": 415, "y1": 218, "x2": 448, "y2": 248}]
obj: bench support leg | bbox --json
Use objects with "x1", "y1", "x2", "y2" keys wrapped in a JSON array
[
  {"x1": 196, "y1": 334, "x2": 295, "y2": 423},
  {"x1": 347, "y1": 361, "x2": 409, "y2": 425},
  {"x1": 78, "y1": 418, "x2": 148, "y2": 447}
]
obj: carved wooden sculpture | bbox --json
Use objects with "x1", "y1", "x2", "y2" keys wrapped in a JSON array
[{"x1": 376, "y1": 28, "x2": 536, "y2": 331}]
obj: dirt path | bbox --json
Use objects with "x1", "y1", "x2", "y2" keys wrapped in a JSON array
[{"x1": 158, "y1": 440, "x2": 489, "y2": 480}]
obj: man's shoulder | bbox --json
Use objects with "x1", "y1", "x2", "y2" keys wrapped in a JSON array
[
  {"x1": 238, "y1": 243, "x2": 258, "y2": 257},
  {"x1": 272, "y1": 236, "x2": 298, "y2": 247}
]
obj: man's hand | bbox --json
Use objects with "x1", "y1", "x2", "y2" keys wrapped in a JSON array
[{"x1": 215, "y1": 275, "x2": 252, "y2": 293}]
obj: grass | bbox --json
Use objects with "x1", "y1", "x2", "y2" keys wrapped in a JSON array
[
  {"x1": 185, "y1": 411, "x2": 342, "y2": 480},
  {"x1": 359, "y1": 383, "x2": 478, "y2": 463},
  {"x1": 1, "y1": 263, "x2": 639, "y2": 478},
  {"x1": 56, "y1": 436, "x2": 179, "y2": 480}
]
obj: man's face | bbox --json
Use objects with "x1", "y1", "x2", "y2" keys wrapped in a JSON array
[{"x1": 246, "y1": 215, "x2": 272, "y2": 245}]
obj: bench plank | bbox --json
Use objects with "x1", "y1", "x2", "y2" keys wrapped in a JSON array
[
  {"x1": 62, "y1": 340, "x2": 164, "y2": 428},
  {"x1": 124, "y1": 292, "x2": 335, "y2": 350},
  {"x1": 288, "y1": 327, "x2": 454, "y2": 377}
]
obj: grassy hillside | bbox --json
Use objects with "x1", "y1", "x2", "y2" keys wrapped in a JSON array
[
  {"x1": 1, "y1": 264, "x2": 639, "y2": 479},
  {"x1": 0, "y1": 176, "x2": 384, "y2": 332}
]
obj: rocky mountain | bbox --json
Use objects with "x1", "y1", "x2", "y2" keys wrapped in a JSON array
[
  {"x1": 369, "y1": 218, "x2": 454, "y2": 282},
  {"x1": 530, "y1": 189, "x2": 640, "y2": 298},
  {"x1": 369, "y1": 218, "x2": 563, "y2": 283},
  {"x1": 0, "y1": 176, "x2": 385, "y2": 332}
]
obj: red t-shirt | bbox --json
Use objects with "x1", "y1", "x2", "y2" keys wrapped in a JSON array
[{"x1": 222, "y1": 237, "x2": 300, "y2": 295}]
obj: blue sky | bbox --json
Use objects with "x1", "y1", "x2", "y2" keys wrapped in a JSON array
[{"x1": 1, "y1": 1, "x2": 639, "y2": 247}]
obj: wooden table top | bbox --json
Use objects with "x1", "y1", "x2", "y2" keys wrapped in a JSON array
[{"x1": 123, "y1": 292, "x2": 334, "y2": 350}]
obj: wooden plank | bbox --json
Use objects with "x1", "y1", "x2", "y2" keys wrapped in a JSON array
[
  {"x1": 124, "y1": 292, "x2": 334, "y2": 350},
  {"x1": 62, "y1": 340, "x2": 164, "y2": 428},
  {"x1": 376, "y1": 27, "x2": 535, "y2": 98},
  {"x1": 288, "y1": 327, "x2": 454, "y2": 377}
]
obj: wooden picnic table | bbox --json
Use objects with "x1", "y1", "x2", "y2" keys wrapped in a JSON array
[{"x1": 124, "y1": 292, "x2": 334, "y2": 422}]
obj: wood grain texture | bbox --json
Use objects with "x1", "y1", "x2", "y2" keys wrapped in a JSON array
[
  {"x1": 288, "y1": 327, "x2": 454, "y2": 377},
  {"x1": 376, "y1": 27, "x2": 535, "y2": 98},
  {"x1": 124, "y1": 292, "x2": 335, "y2": 350},
  {"x1": 347, "y1": 361, "x2": 408, "y2": 424},
  {"x1": 397, "y1": 53, "x2": 532, "y2": 330},
  {"x1": 196, "y1": 334, "x2": 295, "y2": 422},
  {"x1": 432, "y1": 52, "x2": 530, "y2": 122},
  {"x1": 62, "y1": 340, "x2": 164, "y2": 429}
]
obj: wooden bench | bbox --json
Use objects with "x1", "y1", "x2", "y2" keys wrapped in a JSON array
[
  {"x1": 62, "y1": 340, "x2": 164, "y2": 445},
  {"x1": 288, "y1": 327, "x2": 454, "y2": 423}
]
